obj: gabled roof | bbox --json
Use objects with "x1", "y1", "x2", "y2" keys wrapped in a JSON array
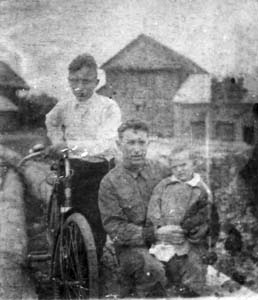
[
  {"x1": 173, "y1": 74, "x2": 211, "y2": 103},
  {"x1": 0, "y1": 61, "x2": 29, "y2": 89},
  {"x1": 0, "y1": 95, "x2": 18, "y2": 112},
  {"x1": 101, "y1": 34, "x2": 207, "y2": 74}
]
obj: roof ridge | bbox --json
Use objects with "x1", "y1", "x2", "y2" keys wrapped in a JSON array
[
  {"x1": 101, "y1": 34, "x2": 207, "y2": 73},
  {"x1": 0, "y1": 61, "x2": 29, "y2": 89},
  {"x1": 100, "y1": 34, "x2": 145, "y2": 69},
  {"x1": 137, "y1": 34, "x2": 207, "y2": 72}
]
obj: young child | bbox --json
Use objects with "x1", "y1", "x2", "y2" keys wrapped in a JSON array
[{"x1": 147, "y1": 150, "x2": 218, "y2": 297}]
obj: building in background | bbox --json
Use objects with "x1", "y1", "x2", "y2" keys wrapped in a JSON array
[
  {"x1": 174, "y1": 74, "x2": 255, "y2": 144},
  {"x1": 98, "y1": 34, "x2": 206, "y2": 136},
  {"x1": 0, "y1": 95, "x2": 18, "y2": 131},
  {"x1": 99, "y1": 34, "x2": 257, "y2": 144},
  {"x1": 0, "y1": 61, "x2": 29, "y2": 131}
]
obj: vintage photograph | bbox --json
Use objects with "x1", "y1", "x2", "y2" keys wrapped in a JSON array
[{"x1": 1, "y1": 0, "x2": 258, "y2": 299}]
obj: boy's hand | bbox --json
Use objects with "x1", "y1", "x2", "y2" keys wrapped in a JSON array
[
  {"x1": 156, "y1": 225, "x2": 185, "y2": 244},
  {"x1": 181, "y1": 199, "x2": 209, "y2": 231},
  {"x1": 44, "y1": 143, "x2": 67, "y2": 159},
  {"x1": 202, "y1": 251, "x2": 217, "y2": 265},
  {"x1": 186, "y1": 223, "x2": 209, "y2": 244},
  {"x1": 142, "y1": 224, "x2": 156, "y2": 247}
]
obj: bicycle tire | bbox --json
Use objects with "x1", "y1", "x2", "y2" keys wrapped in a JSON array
[{"x1": 51, "y1": 213, "x2": 99, "y2": 299}]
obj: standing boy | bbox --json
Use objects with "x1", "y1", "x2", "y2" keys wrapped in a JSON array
[
  {"x1": 45, "y1": 53, "x2": 121, "y2": 157},
  {"x1": 45, "y1": 54, "x2": 121, "y2": 258}
]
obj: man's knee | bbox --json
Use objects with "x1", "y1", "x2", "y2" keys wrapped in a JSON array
[
  {"x1": 143, "y1": 253, "x2": 166, "y2": 287},
  {"x1": 119, "y1": 248, "x2": 145, "y2": 275},
  {"x1": 118, "y1": 248, "x2": 166, "y2": 297},
  {"x1": 135, "y1": 251, "x2": 166, "y2": 297}
]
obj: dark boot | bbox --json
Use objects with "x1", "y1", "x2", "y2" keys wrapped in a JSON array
[
  {"x1": 174, "y1": 284, "x2": 200, "y2": 298},
  {"x1": 146, "y1": 282, "x2": 167, "y2": 298}
]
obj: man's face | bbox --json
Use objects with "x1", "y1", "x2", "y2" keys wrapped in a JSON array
[
  {"x1": 171, "y1": 159, "x2": 193, "y2": 182},
  {"x1": 117, "y1": 129, "x2": 149, "y2": 169},
  {"x1": 68, "y1": 66, "x2": 99, "y2": 101}
]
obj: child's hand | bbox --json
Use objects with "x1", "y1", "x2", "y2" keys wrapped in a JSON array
[
  {"x1": 156, "y1": 225, "x2": 185, "y2": 244},
  {"x1": 187, "y1": 223, "x2": 209, "y2": 243}
]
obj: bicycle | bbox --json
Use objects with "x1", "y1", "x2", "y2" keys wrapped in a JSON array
[{"x1": 19, "y1": 145, "x2": 113, "y2": 299}]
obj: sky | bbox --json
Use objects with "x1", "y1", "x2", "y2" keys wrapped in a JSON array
[{"x1": 1, "y1": 0, "x2": 258, "y2": 99}]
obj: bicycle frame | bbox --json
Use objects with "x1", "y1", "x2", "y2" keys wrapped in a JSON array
[
  {"x1": 19, "y1": 147, "x2": 112, "y2": 299},
  {"x1": 19, "y1": 148, "x2": 74, "y2": 263}
]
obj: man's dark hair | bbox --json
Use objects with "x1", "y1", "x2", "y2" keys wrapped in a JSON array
[
  {"x1": 118, "y1": 119, "x2": 149, "y2": 139},
  {"x1": 68, "y1": 53, "x2": 97, "y2": 73}
]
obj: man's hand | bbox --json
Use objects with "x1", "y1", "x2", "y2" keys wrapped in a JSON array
[
  {"x1": 156, "y1": 225, "x2": 185, "y2": 245},
  {"x1": 142, "y1": 224, "x2": 156, "y2": 247}
]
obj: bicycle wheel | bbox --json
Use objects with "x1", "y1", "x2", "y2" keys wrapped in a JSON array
[
  {"x1": 51, "y1": 213, "x2": 99, "y2": 299},
  {"x1": 47, "y1": 189, "x2": 60, "y2": 253}
]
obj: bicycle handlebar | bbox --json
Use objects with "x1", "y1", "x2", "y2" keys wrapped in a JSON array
[
  {"x1": 17, "y1": 145, "x2": 109, "y2": 168},
  {"x1": 18, "y1": 151, "x2": 45, "y2": 168}
]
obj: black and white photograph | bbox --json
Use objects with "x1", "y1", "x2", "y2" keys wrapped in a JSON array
[{"x1": 1, "y1": 0, "x2": 258, "y2": 299}]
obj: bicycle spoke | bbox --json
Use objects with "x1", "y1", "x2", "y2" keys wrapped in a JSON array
[
  {"x1": 68, "y1": 224, "x2": 80, "y2": 279},
  {"x1": 70, "y1": 224, "x2": 81, "y2": 277},
  {"x1": 52, "y1": 214, "x2": 98, "y2": 299}
]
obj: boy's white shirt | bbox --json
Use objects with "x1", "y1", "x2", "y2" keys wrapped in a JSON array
[
  {"x1": 149, "y1": 173, "x2": 209, "y2": 262},
  {"x1": 45, "y1": 93, "x2": 122, "y2": 157}
]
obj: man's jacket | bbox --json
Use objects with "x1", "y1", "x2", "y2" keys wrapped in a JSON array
[{"x1": 98, "y1": 160, "x2": 170, "y2": 248}]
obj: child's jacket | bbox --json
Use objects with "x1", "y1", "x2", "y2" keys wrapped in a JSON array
[{"x1": 147, "y1": 173, "x2": 211, "y2": 261}]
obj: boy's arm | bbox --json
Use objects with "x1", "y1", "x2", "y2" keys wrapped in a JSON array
[
  {"x1": 181, "y1": 187, "x2": 210, "y2": 243},
  {"x1": 45, "y1": 101, "x2": 66, "y2": 145},
  {"x1": 93, "y1": 101, "x2": 121, "y2": 155},
  {"x1": 181, "y1": 182, "x2": 220, "y2": 246},
  {"x1": 146, "y1": 181, "x2": 165, "y2": 228},
  {"x1": 98, "y1": 101, "x2": 121, "y2": 141}
]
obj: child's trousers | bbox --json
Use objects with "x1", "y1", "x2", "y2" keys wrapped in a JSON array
[{"x1": 165, "y1": 246, "x2": 207, "y2": 294}]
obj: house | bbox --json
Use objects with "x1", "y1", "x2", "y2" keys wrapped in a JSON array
[
  {"x1": 0, "y1": 61, "x2": 29, "y2": 131},
  {"x1": 98, "y1": 34, "x2": 206, "y2": 136},
  {"x1": 173, "y1": 74, "x2": 254, "y2": 144},
  {"x1": 0, "y1": 95, "x2": 18, "y2": 131}
]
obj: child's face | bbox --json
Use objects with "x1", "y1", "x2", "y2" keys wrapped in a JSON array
[{"x1": 171, "y1": 159, "x2": 193, "y2": 182}]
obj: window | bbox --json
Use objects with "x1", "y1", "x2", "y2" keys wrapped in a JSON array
[
  {"x1": 243, "y1": 126, "x2": 254, "y2": 145},
  {"x1": 216, "y1": 122, "x2": 235, "y2": 141},
  {"x1": 191, "y1": 121, "x2": 205, "y2": 139}
]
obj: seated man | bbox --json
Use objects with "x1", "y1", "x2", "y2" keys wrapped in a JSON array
[
  {"x1": 147, "y1": 150, "x2": 219, "y2": 297},
  {"x1": 45, "y1": 53, "x2": 121, "y2": 258},
  {"x1": 98, "y1": 120, "x2": 171, "y2": 297}
]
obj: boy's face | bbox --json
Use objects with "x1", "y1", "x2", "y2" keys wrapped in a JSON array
[
  {"x1": 171, "y1": 159, "x2": 193, "y2": 182},
  {"x1": 68, "y1": 66, "x2": 99, "y2": 101}
]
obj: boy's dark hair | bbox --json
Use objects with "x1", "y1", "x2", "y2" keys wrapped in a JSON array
[
  {"x1": 118, "y1": 119, "x2": 149, "y2": 139},
  {"x1": 68, "y1": 53, "x2": 97, "y2": 73}
]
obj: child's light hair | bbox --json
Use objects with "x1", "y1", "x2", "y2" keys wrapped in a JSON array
[{"x1": 170, "y1": 149, "x2": 195, "y2": 167}]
